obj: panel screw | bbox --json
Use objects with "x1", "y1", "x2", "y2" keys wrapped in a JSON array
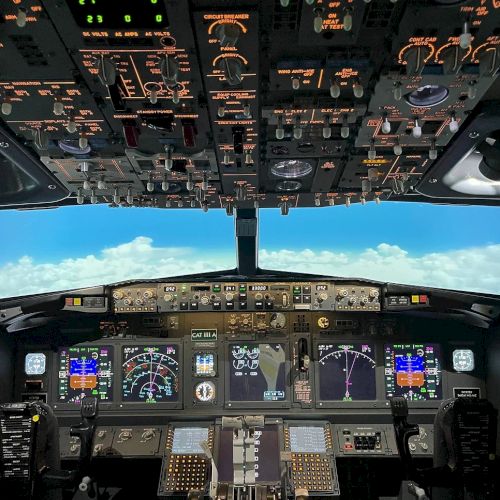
[
  {"x1": 468, "y1": 131, "x2": 479, "y2": 139},
  {"x1": 48, "y1": 185, "x2": 56, "y2": 190}
]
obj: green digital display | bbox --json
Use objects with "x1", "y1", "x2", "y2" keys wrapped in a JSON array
[{"x1": 67, "y1": 0, "x2": 168, "y2": 28}]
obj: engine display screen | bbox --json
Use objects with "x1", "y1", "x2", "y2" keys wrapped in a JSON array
[
  {"x1": 229, "y1": 343, "x2": 286, "y2": 402},
  {"x1": 218, "y1": 426, "x2": 281, "y2": 483},
  {"x1": 66, "y1": 0, "x2": 168, "y2": 28},
  {"x1": 317, "y1": 343, "x2": 376, "y2": 401},
  {"x1": 122, "y1": 345, "x2": 180, "y2": 403},
  {"x1": 195, "y1": 353, "x2": 216, "y2": 377},
  {"x1": 57, "y1": 346, "x2": 113, "y2": 404},
  {"x1": 384, "y1": 344, "x2": 442, "y2": 401},
  {"x1": 172, "y1": 427, "x2": 209, "y2": 455},
  {"x1": 289, "y1": 426, "x2": 327, "y2": 453}
]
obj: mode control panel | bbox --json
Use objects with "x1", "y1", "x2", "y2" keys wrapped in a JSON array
[
  {"x1": 334, "y1": 424, "x2": 433, "y2": 457},
  {"x1": 112, "y1": 282, "x2": 381, "y2": 313}
]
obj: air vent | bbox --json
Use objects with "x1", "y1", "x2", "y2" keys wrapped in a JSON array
[
  {"x1": 293, "y1": 314, "x2": 310, "y2": 333},
  {"x1": 9, "y1": 35, "x2": 48, "y2": 66},
  {"x1": 335, "y1": 319, "x2": 359, "y2": 329},
  {"x1": 363, "y1": 0, "x2": 396, "y2": 29},
  {"x1": 273, "y1": 0, "x2": 300, "y2": 31}
]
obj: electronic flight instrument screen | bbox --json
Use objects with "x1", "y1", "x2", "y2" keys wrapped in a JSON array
[
  {"x1": 384, "y1": 344, "x2": 442, "y2": 401},
  {"x1": 289, "y1": 427, "x2": 327, "y2": 453},
  {"x1": 66, "y1": 0, "x2": 168, "y2": 28},
  {"x1": 229, "y1": 343, "x2": 286, "y2": 402},
  {"x1": 122, "y1": 345, "x2": 180, "y2": 403},
  {"x1": 57, "y1": 346, "x2": 113, "y2": 404},
  {"x1": 317, "y1": 343, "x2": 376, "y2": 401},
  {"x1": 171, "y1": 428, "x2": 209, "y2": 455}
]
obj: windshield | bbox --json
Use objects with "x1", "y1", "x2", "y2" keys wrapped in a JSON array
[{"x1": 0, "y1": 202, "x2": 499, "y2": 298}]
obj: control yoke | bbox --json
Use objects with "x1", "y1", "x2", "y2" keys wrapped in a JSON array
[
  {"x1": 390, "y1": 397, "x2": 420, "y2": 480},
  {"x1": 70, "y1": 397, "x2": 99, "y2": 492}
]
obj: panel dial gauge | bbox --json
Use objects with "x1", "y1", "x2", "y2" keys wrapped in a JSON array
[
  {"x1": 194, "y1": 381, "x2": 216, "y2": 402},
  {"x1": 452, "y1": 349, "x2": 474, "y2": 372}
]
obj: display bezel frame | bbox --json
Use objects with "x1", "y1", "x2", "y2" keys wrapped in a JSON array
[
  {"x1": 52, "y1": 344, "x2": 115, "y2": 410},
  {"x1": 224, "y1": 339, "x2": 291, "y2": 409},
  {"x1": 314, "y1": 340, "x2": 379, "y2": 406},
  {"x1": 383, "y1": 342, "x2": 444, "y2": 403},
  {"x1": 119, "y1": 340, "x2": 184, "y2": 410}
]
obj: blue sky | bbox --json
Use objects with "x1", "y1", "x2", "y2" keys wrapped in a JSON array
[
  {"x1": 0, "y1": 202, "x2": 499, "y2": 297},
  {"x1": 0, "y1": 203, "x2": 498, "y2": 265}
]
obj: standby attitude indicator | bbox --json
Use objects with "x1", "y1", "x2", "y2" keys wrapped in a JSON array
[{"x1": 318, "y1": 343, "x2": 376, "y2": 401}]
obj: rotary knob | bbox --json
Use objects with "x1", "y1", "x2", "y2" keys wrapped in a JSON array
[
  {"x1": 119, "y1": 430, "x2": 132, "y2": 441},
  {"x1": 201, "y1": 296, "x2": 210, "y2": 305},
  {"x1": 141, "y1": 429, "x2": 156, "y2": 441},
  {"x1": 214, "y1": 23, "x2": 241, "y2": 47},
  {"x1": 359, "y1": 296, "x2": 368, "y2": 306},
  {"x1": 225, "y1": 292, "x2": 235, "y2": 302},
  {"x1": 219, "y1": 57, "x2": 243, "y2": 86},
  {"x1": 318, "y1": 292, "x2": 329, "y2": 302},
  {"x1": 164, "y1": 293, "x2": 174, "y2": 302},
  {"x1": 123, "y1": 297, "x2": 133, "y2": 306},
  {"x1": 337, "y1": 288, "x2": 349, "y2": 299},
  {"x1": 113, "y1": 290, "x2": 124, "y2": 300},
  {"x1": 369, "y1": 289, "x2": 379, "y2": 299},
  {"x1": 143, "y1": 289, "x2": 155, "y2": 299},
  {"x1": 134, "y1": 298, "x2": 144, "y2": 306},
  {"x1": 255, "y1": 292, "x2": 263, "y2": 300},
  {"x1": 348, "y1": 296, "x2": 357, "y2": 306}
]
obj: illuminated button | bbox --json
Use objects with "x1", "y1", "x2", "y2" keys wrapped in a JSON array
[
  {"x1": 212, "y1": 302, "x2": 221, "y2": 310},
  {"x1": 239, "y1": 284, "x2": 247, "y2": 292},
  {"x1": 239, "y1": 293, "x2": 247, "y2": 301},
  {"x1": 212, "y1": 285, "x2": 221, "y2": 292},
  {"x1": 419, "y1": 295, "x2": 428, "y2": 304},
  {"x1": 255, "y1": 301, "x2": 264, "y2": 309},
  {"x1": 226, "y1": 302, "x2": 234, "y2": 310},
  {"x1": 303, "y1": 285, "x2": 311, "y2": 293},
  {"x1": 293, "y1": 295, "x2": 302, "y2": 303},
  {"x1": 239, "y1": 301, "x2": 247, "y2": 309},
  {"x1": 190, "y1": 302, "x2": 198, "y2": 310},
  {"x1": 265, "y1": 301, "x2": 273, "y2": 309},
  {"x1": 303, "y1": 295, "x2": 311, "y2": 303},
  {"x1": 180, "y1": 302, "x2": 189, "y2": 310},
  {"x1": 73, "y1": 297, "x2": 82, "y2": 306},
  {"x1": 293, "y1": 286, "x2": 301, "y2": 294},
  {"x1": 411, "y1": 295, "x2": 419, "y2": 304},
  {"x1": 65, "y1": 298, "x2": 74, "y2": 306}
]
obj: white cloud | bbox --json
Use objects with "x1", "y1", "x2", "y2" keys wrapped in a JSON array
[
  {"x1": 260, "y1": 243, "x2": 500, "y2": 294},
  {"x1": 0, "y1": 237, "x2": 499, "y2": 298}
]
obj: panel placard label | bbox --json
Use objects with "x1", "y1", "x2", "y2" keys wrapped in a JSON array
[
  {"x1": 191, "y1": 329, "x2": 218, "y2": 342},
  {"x1": 453, "y1": 387, "x2": 480, "y2": 399}
]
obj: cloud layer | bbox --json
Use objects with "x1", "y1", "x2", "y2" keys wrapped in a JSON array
[{"x1": 0, "y1": 236, "x2": 499, "y2": 298}]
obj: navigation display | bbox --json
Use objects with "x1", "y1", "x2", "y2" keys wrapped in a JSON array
[
  {"x1": 384, "y1": 344, "x2": 442, "y2": 401},
  {"x1": 66, "y1": 0, "x2": 168, "y2": 28},
  {"x1": 122, "y1": 345, "x2": 180, "y2": 403},
  {"x1": 58, "y1": 346, "x2": 113, "y2": 404},
  {"x1": 172, "y1": 428, "x2": 209, "y2": 455},
  {"x1": 289, "y1": 427, "x2": 327, "y2": 453},
  {"x1": 318, "y1": 343, "x2": 376, "y2": 401},
  {"x1": 229, "y1": 343, "x2": 286, "y2": 402},
  {"x1": 218, "y1": 426, "x2": 281, "y2": 483}
]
